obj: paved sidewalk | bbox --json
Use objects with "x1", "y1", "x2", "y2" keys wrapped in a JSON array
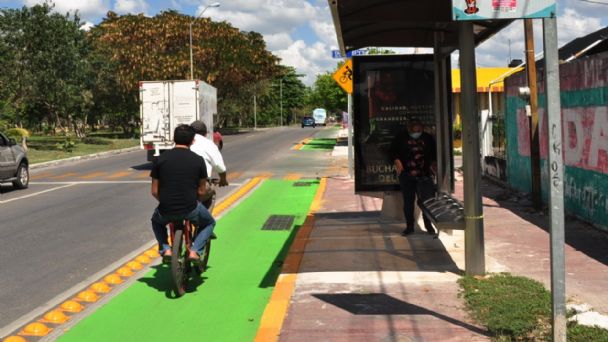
[{"x1": 278, "y1": 173, "x2": 608, "y2": 341}]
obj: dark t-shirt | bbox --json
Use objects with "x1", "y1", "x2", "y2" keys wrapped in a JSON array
[
  {"x1": 390, "y1": 130, "x2": 436, "y2": 178},
  {"x1": 150, "y1": 148, "x2": 207, "y2": 216}
]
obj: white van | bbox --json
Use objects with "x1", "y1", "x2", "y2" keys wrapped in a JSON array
[{"x1": 312, "y1": 108, "x2": 327, "y2": 126}]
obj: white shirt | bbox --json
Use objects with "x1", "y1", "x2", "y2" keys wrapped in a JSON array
[{"x1": 190, "y1": 133, "x2": 226, "y2": 177}]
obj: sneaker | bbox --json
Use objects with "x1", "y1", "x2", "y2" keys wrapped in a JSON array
[
  {"x1": 187, "y1": 250, "x2": 201, "y2": 262},
  {"x1": 161, "y1": 249, "x2": 172, "y2": 263}
]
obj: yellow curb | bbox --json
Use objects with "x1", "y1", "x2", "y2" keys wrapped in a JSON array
[
  {"x1": 253, "y1": 178, "x2": 327, "y2": 342},
  {"x1": 212, "y1": 177, "x2": 262, "y2": 217},
  {"x1": 292, "y1": 138, "x2": 311, "y2": 150}
]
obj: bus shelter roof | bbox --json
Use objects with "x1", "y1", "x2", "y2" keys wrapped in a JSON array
[{"x1": 329, "y1": 0, "x2": 513, "y2": 54}]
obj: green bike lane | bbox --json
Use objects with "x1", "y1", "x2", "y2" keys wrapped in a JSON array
[{"x1": 56, "y1": 179, "x2": 319, "y2": 342}]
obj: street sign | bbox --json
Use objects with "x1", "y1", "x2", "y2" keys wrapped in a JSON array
[
  {"x1": 332, "y1": 49, "x2": 367, "y2": 59},
  {"x1": 453, "y1": 0, "x2": 556, "y2": 20},
  {"x1": 332, "y1": 59, "x2": 353, "y2": 94}
]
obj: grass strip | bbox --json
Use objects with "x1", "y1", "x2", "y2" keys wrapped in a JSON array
[
  {"x1": 300, "y1": 138, "x2": 336, "y2": 151},
  {"x1": 57, "y1": 179, "x2": 319, "y2": 342},
  {"x1": 27, "y1": 136, "x2": 138, "y2": 164},
  {"x1": 459, "y1": 273, "x2": 608, "y2": 341}
]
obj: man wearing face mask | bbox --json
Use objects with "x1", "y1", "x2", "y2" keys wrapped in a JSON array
[{"x1": 390, "y1": 120, "x2": 437, "y2": 237}]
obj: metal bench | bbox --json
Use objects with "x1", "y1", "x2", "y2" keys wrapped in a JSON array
[{"x1": 419, "y1": 192, "x2": 465, "y2": 230}]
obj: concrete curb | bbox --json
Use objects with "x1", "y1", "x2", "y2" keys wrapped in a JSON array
[{"x1": 30, "y1": 146, "x2": 141, "y2": 170}]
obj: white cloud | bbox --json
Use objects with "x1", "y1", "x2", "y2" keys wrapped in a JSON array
[
  {"x1": 264, "y1": 33, "x2": 294, "y2": 51},
  {"x1": 114, "y1": 0, "x2": 149, "y2": 14},
  {"x1": 274, "y1": 40, "x2": 336, "y2": 85},
  {"x1": 23, "y1": 0, "x2": 110, "y2": 20}
]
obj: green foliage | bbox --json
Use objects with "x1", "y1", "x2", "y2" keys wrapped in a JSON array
[
  {"x1": 57, "y1": 137, "x2": 76, "y2": 152},
  {"x1": 458, "y1": 274, "x2": 552, "y2": 340},
  {"x1": 6, "y1": 128, "x2": 30, "y2": 138},
  {"x1": 81, "y1": 137, "x2": 111, "y2": 145},
  {"x1": 307, "y1": 67, "x2": 347, "y2": 117},
  {"x1": 459, "y1": 273, "x2": 608, "y2": 341},
  {"x1": 568, "y1": 322, "x2": 608, "y2": 342},
  {"x1": 0, "y1": 3, "x2": 92, "y2": 135}
]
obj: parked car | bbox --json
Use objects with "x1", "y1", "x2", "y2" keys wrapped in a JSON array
[
  {"x1": 0, "y1": 132, "x2": 29, "y2": 189},
  {"x1": 301, "y1": 116, "x2": 316, "y2": 128}
]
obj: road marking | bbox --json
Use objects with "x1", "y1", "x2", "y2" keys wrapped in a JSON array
[
  {"x1": 79, "y1": 172, "x2": 107, "y2": 180},
  {"x1": 0, "y1": 184, "x2": 77, "y2": 204},
  {"x1": 212, "y1": 178, "x2": 263, "y2": 217},
  {"x1": 30, "y1": 181, "x2": 150, "y2": 185},
  {"x1": 105, "y1": 171, "x2": 133, "y2": 179},
  {"x1": 283, "y1": 173, "x2": 302, "y2": 180},
  {"x1": 292, "y1": 138, "x2": 311, "y2": 150},
  {"x1": 254, "y1": 178, "x2": 327, "y2": 342},
  {"x1": 30, "y1": 172, "x2": 55, "y2": 179},
  {"x1": 256, "y1": 172, "x2": 273, "y2": 179},
  {"x1": 50, "y1": 172, "x2": 78, "y2": 180},
  {"x1": 134, "y1": 172, "x2": 150, "y2": 179},
  {"x1": 227, "y1": 171, "x2": 243, "y2": 180}
]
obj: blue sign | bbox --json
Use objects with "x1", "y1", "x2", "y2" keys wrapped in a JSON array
[{"x1": 332, "y1": 49, "x2": 367, "y2": 59}]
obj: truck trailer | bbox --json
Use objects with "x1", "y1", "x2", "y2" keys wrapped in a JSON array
[{"x1": 139, "y1": 80, "x2": 217, "y2": 161}]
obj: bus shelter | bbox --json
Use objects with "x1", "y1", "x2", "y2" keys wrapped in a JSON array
[{"x1": 329, "y1": 1, "x2": 566, "y2": 339}]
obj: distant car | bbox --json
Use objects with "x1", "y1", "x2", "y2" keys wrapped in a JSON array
[
  {"x1": 301, "y1": 116, "x2": 316, "y2": 128},
  {"x1": 0, "y1": 132, "x2": 29, "y2": 189}
]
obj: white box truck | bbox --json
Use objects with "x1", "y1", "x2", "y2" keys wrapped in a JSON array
[{"x1": 139, "y1": 80, "x2": 217, "y2": 161}]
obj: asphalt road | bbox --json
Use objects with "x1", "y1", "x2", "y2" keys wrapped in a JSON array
[{"x1": 0, "y1": 126, "x2": 327, "y2": 331}]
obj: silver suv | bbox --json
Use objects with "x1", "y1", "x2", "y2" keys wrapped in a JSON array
[{"x1": 0, "y1": 132, "x2": 29, "y2": 189}]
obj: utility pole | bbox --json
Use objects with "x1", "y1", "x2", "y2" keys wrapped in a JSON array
[
  {"x1": 253, "y1": 94, "x2": 257, "y2": 130},
  {"x1": 525, "y1": 19, "x2": 542, "y2": 210},
  {"x1": 280, "y1": 78, "x2": 283, "y2": 126}
]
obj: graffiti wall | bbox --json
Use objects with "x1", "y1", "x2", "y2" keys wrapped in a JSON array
[{"x1": 505, "y1": 51, "x2": 608, "y2": 228}]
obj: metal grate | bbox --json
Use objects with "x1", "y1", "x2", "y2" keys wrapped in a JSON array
[
  {"x1": 293, "y1": 182, "x2": 313, "y2": 187},
  {"x1": 262, "y1": 215, "x2": 296, "y2": 231}
]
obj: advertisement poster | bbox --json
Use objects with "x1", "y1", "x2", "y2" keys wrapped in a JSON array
[
  {"x1": 453, "y1": 0, "x2": 555, "y2": 20},
  {"x1": 353, "y1": 54, "x2": 436, "y2": 192}
]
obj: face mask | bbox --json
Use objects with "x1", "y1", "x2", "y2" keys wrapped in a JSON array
[{"x1": 409, "y1": 132, "x2": 422, "y2": 139}]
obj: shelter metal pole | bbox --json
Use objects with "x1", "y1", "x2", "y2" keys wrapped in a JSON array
[
  {"x1": 433, "y1": 33, "x2": 450, "y2": 193},
  {"x1": 542, "y1": 16, "x2": 566, "y2": 342},
  {"x1": 458, "y1": 22, "x2": 485, "y2": 276},
  {"x1": 347, "y1": 93, "x2": 354, "y2": 179}
]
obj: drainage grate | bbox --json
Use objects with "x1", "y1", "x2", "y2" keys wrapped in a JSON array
[
  {"x1": 262, "y1": 215, "x2": 296, "y2": 231},
  {"x1": 293, "y1": 181, "x2": 312, "y2": 187}
]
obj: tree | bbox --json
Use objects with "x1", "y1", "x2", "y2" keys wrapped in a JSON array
[
  {"x1": 0, "y1": 3, "x2": 92, "y2": 136},
  {"x1": 308, "y1": 70, "x2": 347, "y2": 116},
  {"x1": 88, "y1": 11, "x2": 280, "y2": 129}
]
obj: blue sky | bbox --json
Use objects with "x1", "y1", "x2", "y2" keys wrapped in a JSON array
[{"x1": 1, "y1": 0, "x2": 607, "y2": 85}]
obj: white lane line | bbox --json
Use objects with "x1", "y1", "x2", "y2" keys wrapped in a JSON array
[
  {"x1": 0, "y1": 184, "x2": 77, "y2": 204},
  {"x1": 30, "y1": 181, "x2": 150, "y2": 185},
  {"x1": 30, "y1": 181, "x2": 244, "y2": 186}
]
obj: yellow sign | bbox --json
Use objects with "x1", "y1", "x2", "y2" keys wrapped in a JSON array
[{"x1": 332, "y1": 59, "x2": 353, "y2": 94}]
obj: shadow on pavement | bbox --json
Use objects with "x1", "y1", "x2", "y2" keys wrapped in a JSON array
[
  {"x1": 131, "y1": 162, "x2": 152, "y2": 171},
  {"x1": 0, "y1": 184, "x2": 18, "y2": 194},
  {"x1": 258, "y1": 223, "x2": 302, "y2": 288},
  {"x1": 137, "y1": 264, "x2": 208, "y2": 299},
  {"x1": 479, "y1": 178, "x2": 608, "y2": 267},
  {"x1": 313, "y1": 293, "x2": 489, "y2": 336},
  {"x1": 299, "y1": 210, "x2": 461, "y2": 273}
]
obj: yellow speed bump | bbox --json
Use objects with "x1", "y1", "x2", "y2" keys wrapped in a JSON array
[
  {"x1": 116, "y1": 267, "x2": 134, "y2": 277},
  {"x1": 20, "y1": 322, "x2": 51, "y2": 336},
  {"x1": 126, "y1": 261, "x2": 143, "y2": 271},
  {"x1": 42, "y1": 310, "x2": 70, "y2": 324},
  {"x1": 135, "y1": 255, "x2": 151, "y2": 264},
  {"x1": 90, "y1": 282, "x2": 111, "y2": 294},
  {"x1": 3, "y1": 335, "x2": 27, "y2": 342},
  {"x1": 104, "y1": 274, "x2": 123, "y2": 285},
  {"x1": 144, "y1": 249, "x2": 159, "y2": 258},
  {"x1": 76, "y1": 290, "x2": 99, "y2": 302},
  {"x1": 60, "y1": 300, "x2": 84, "y2": 313}
]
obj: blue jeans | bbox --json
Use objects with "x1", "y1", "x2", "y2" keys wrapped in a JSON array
[{"x1": 151, "y1": 202, "x2": 216, "y2": 255}]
